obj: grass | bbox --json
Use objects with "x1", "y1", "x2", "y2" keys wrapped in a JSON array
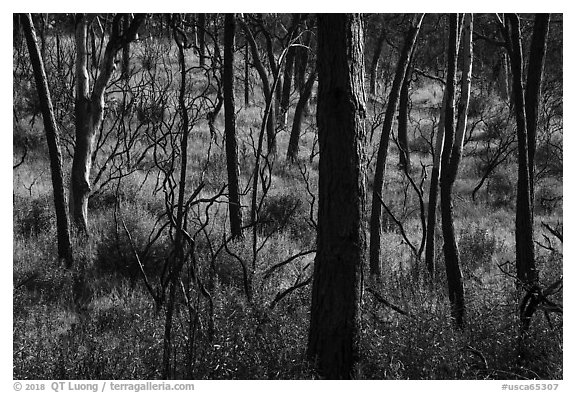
[{"x1": 13, "y1": 34, "x2": 562, "y2": 380}]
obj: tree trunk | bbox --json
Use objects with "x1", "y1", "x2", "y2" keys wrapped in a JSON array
[
  {"x1": 279, "y1": 14, "x2": 302, "y2": 128},
  {"x1": 121, "y1": 14, "x2": 132, "y2": 81},
  {"x1": 425, "y1": 92, "x2": 447, "y2": 278},
  {"x1": 397, "y1": 61, "x2": 412, "y2": 171},
  {"x1": 22, "y1": 13, "x2": 74, "y2": 267},
  {"x1": 525, "y1": 13, "x2": 550, "y2": 204},
  {"x1": 198, "y1": 13, "x2": 206, "y2": 67},
  {"x1": 505, "y1": 13, "x2": 537, "y2": 285},
  {"x1": 294, "y1": 27, "x2": 312, "y2": 92},
  {"x1": 440, "y1": 13, "x2": 472, "y2": 327},
  {"x1": 307, "y1": 14, "x2": 366, "y2": 380},
  {"x1": 286, "y1": 69, "x2": 316, "y2": 162},
  {"x1": 369, "y1": 14, "x2": 424, "y2": 277},
  {"x1": 224, "y1": 14, "x2": 243, "y2": 239},
  {"x1": 71, "y1": 14, "x2": 144, "y2": 235},
  {"x1": 369, "y1": 29, "x2": 386, "y2": 97},
  {"x1": 244, "y1": 43, "x2": 250, "y2": 107}
]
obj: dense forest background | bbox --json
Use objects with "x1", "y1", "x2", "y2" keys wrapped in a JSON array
[{"x1": 12, "y1": 13, "x2": 562, "y2": 380}]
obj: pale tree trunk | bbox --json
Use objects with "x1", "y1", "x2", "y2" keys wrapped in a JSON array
[
  {"x1": 70, "y1": 13, "x2": 144, "y2": 235},
  {"x1": 307, "y1": 13, "x2": 366, "y2": 379},
  {"x1": 397, "y1": 60, "x2": 412, "y2": 171},
  {"x1": 504, "y1": 13, "x2": 537, "y2": 285},
  {"x1": 224, "y1": 13, "x2": 243, "y2": 239},
  {"x1": 525, "y1": 13, "x2": 550, "y2": 204},
  {"x1": 440, "y1": 13, "x2": 472, "y2": 327},
  {"x1": 425, "y1": 92, "x2": 447, "y2": 277},
  {"x1": 369, "y1": 14, "x2": 424, "y2": 278},
  {"x1": 22, "y1": 13, "x2": 74, "y2": 267}
]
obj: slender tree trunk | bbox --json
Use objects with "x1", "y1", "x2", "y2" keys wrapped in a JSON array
[
  {"x1": 397, "y1": 60, "x2": 412, "y2": 171},
  {"x1": 224, "y1": 14, "x2": 243, "y2": 239},
  {"x1": 505, "y1": 13, "x2": 537, "y2": 285},
  {"x1": 286, "y1": 69, "x2": 316, "y2": 162},
  {"x1": 22, "y1": 13, "x2": 74, "y2": 267},
  {"x1": 121, "y1": 14, "x2": 132, "y2": 81},
  {"x1": 369, "y1": 29, "x2": 386, "y2": 97},
  {"x1": 525, "y1": 13, "x2": 550, "y2": 204},
  {"x1": 369, "y1": 14, "x2": 424, "y2": 277},
  {"x1": 294, "y1": 28, "x2": 311, "y2": 92},
  {"x1": 244, "y1": 43, "x2": 250, "y2": 107},
  {"x1": 440, "y1": 13, "x2": 472, "y2": 327},
  {"x1": 307, "y1": 14, "x2": 366, "y2": 379},
  {"x1": 198, "y1": 13, "x2": 206, "y2": 67},
  {"x1": 238, "y1": 18, "x2": 276, "y2": 153},
  {"x1": 425, "y1": 92, "x2": 447, "y2": 277},
  {"x1": 279, "y1": 14, "x2": 301, "y2": 128}
]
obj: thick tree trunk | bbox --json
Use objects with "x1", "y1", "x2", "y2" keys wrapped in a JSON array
[
  {"x1": 286, "y1": 69, "x2": 316, "y2": 162},
  {"x1": 397, "y1": 61, "x2": 412, "y2": 171},
  {"x1": 525, "y1": 14, "x2": 550, "y2": 203},
  {"x1": 369, "y1": 29, "x2": 386, "y2": 97},
  {"x1": 198, "y1": 13, "x2": 206, "y2": 67},
  {"x1": 440, "y1": 13, "x2": 472, "y2": 327},
  {"x1": 22, "y1": 13, "x2": 74, "y2": 267},
  {"x1": 505, "y1": 13, "x2": 537, "y2": 285},
  {"x1": 224, "y1": 14, "x2": 243, "y2": 239},
  {"x1": 307, "y1": 14, "x2": 366, "y2": 380},
  {"x1": 369, "y1": 14, "x2": 424, "y2": 277}
]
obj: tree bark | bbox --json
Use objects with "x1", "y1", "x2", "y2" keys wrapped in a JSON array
[
  {"x1": 224, "y1": 14, "x2": 243, "y2": 239},
  {"x1": 505, "y1": 13, "x2": 537, "y2": 285},
  {"x1": 70, "y1": 14, "x2": 144, "y2": 235},
  {"x1": 525, "y1": 13, "x2": 550, "y2": 204},
  {"x1": 244, "y1": 43, "x2": 250, "y2": 107},
  {"x1": 397, "y1": 60, "x2": 412, "y2": 171},
  {"x1": 286, "y1": 68, "x2": 316, "y2": 162},
  {"x1": 307, "y1": 13, "x2": 366, "y2": 380},
  {"x1": 440, "y1": 13, "x2": 472, "y2": 327},
  {"x1": 369, "y1": 14, "x2": 424, "y2": 278},
  {"x1": 22, "y1": 13, "x2": 74, "y2": 267}
]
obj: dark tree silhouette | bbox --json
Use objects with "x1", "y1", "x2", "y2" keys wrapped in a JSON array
[
  {"x1": 307, "y1": 13, "x2": 366, "y2": 379},
  {"x1": 21, "y1": 13, "x2": 74, "y2": 267}
]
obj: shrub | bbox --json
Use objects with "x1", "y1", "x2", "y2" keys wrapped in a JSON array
[
  {"x1": 459, "y1": 224, "x2": 501, "y2": 273},
  {"x1": 257, "y1": 193, "x2": 314, "y2": 244},
  {"x1": 14, "y1": 195, "x2": 55, "y2": 237}
]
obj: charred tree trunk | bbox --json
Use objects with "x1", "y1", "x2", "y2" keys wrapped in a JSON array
[
  {"x1": 440, "y1": 13, "x2": 472, "y2": 327},
  {"x1": 369, "y1": 14, "x2": 424, "y2": 277},
  {"x1": 369, "y1": 29, "x2": 386, "y2": 97},
  {"x1": 307, "y1": 14, "x2": 366, "y2": 380},
  {"x1": 397, "y1": 61, "x2": 412, "y2": 171},
  {"x1": 22, "y1": 13, "x2": 74, "y2": 267},
  {"x1": 505, "y1": 13, "x2": 537, "y2": 285},
  {"x1": 121, "y1": 14, "x2": 132, "y2": 80},
  {"x1": 294, "y1": 28, "x2": 312, "y2": 92},
  {"x1": 198, "y1": 13, "x2": 206, "y2": 67},
  {"x1": 286, "y1": 68, "x2": 316, "y2": 162},
  {"x1": 525, "y1": 13, "x2": 550, "y2": 204},
  {"x1": 279, "y1": 14, "x2": 301, "y2": 128},
  {"x1": 224, "y1": 14, "x2": 243, "y2": 239}
]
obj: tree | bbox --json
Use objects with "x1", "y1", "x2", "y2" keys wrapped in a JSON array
[
  {"x1": 439, "y1": 13, "x2": 473, "y2": 326},
  {"x1": 525, "y1": 14, "x2": 551, "y2": 204},
  {"x1": 369, "y1": 14, "x2": 424, "y2": 277},
  {"x1": 224, "y1": 13, "x2": 243, "y2": 239},
  {"x1": 307, "y1": 14, "x2": 366, "y2": 379},
  {"x1": 286, "y1": 68, "x2": 316, "y2": 162},
  {"x1": 198, "y1": 13, "x2": 206, "y2": 67},
  {"x1": 279, "y1": 14, "x2": 303, "y2": 128},
  {"x1": 397, "y1": 60, "x2": 412, "y2": 171},
  {"x1": 21, "y1": 13, "x2": 74, "y2": 267},
  {"x1": 503, "y1": 13, "x2": 537, "y2": 285},
  {"x1": 70, "y1": 14, "x2": 144, "y2": 235}
]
